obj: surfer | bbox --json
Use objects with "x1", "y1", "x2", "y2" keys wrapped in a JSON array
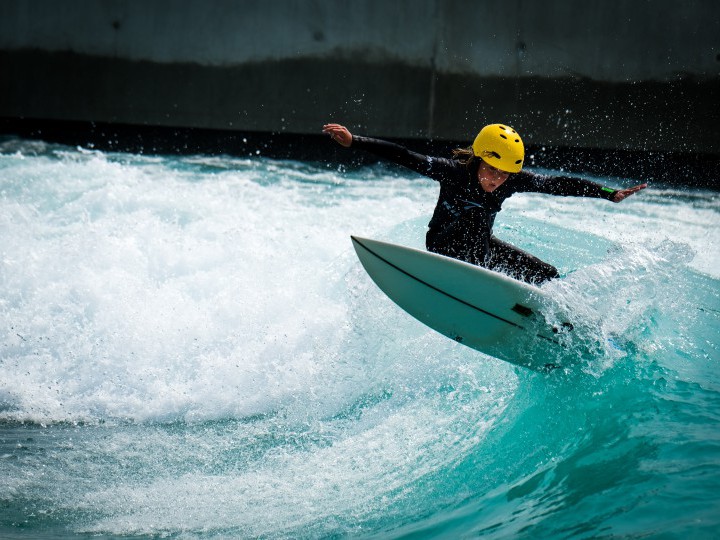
[{"x1": 323, "y1": 123, "x2": 646, "y2": 285}]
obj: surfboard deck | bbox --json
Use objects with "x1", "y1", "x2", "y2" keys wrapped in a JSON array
[{"x1": 351, "y1": 236, "x2": 574, "y2": 371}]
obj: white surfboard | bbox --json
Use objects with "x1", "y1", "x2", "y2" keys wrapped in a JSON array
[{"x1": 351, "y1": 236, "x2": 574, "y2": 371}]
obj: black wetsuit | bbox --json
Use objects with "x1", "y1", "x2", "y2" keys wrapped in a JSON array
[{"x1": 352, "y1": 135, "x2": 617, "y2": 285}]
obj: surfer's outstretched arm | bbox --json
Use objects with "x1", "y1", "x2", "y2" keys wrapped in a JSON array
[{"x1": 322, "y1": 123, "x2": 458, "y2": 182}]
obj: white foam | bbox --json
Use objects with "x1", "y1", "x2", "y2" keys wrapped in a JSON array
[
  {"x1": 76, "y1": 385, "x2": 509, "y2": 537},
  {"x1": 1, "y1": 147, "x2": 436, "y2": 423},
  {"x1": 2, "y1": 144, "x2": 718, "y2": 537},
  {"x1": 1, "y1": 147, "x2": 717, "y2": 423}
]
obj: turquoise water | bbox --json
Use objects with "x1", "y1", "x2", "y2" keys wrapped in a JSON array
[{"x1": 1, "y1": 138, "x2": 719, "y2": 539}]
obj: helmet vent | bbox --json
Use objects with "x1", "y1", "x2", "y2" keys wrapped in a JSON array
[{"x1": 473, "y1": 123, "x2": 524, "y2": 172}]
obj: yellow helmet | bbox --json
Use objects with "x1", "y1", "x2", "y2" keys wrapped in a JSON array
[{"x1": 472, "y1": 124, "x2": 525, "y2": 173}]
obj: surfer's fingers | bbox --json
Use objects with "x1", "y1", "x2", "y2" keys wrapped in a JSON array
[
  {"x1": 323, "y1": 123, "x2": 347, "y2": 132},
  {"x1": 627, "y1": 183, "x2": 647, "y2": 194},
  {"x1": 323, "y1": 124, "x2": 353, "y2": 147},
  {"x1": 323, "y1": 124, "x2": 348, "y2": 136},
  {"x1": 612, "y1": 183, "x2": 647, "y2": 202}
]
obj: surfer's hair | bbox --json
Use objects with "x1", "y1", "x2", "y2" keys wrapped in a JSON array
[{"x1": 452, "y1": 146, "x2": 479, "y2": 170}]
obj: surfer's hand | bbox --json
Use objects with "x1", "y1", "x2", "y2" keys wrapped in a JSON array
[
  {"x1": 323, "y1": 124, "x2": 353, "y2": 147},
  {"x1": 612, "y1": 183, "x2": 647, "y2": 203}
]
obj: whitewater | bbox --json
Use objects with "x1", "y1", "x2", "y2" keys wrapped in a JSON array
[{"x1": 1, "y1": 137, "x2": 718, "y2": 539}]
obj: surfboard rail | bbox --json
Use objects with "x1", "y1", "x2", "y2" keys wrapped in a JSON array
[{"x1": 351, "y1": 236, "x2": 572, "y2": 371}]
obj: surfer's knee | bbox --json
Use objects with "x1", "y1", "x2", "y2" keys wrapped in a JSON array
[{"x1": 528, "y1": 264, "x2": 559, "y2": 285}]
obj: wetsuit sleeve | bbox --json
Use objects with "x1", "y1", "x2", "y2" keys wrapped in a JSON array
[
  {"x1": 516, "y1": 171, "x2": 617, "y2": 200},
  {"x1": 351, "y1": 135, "x2": 459, "y2": 183}
]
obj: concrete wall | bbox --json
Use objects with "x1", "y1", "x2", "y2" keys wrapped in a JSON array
[{"x1": 1, "y1": 0, "x2": 718, "y2": 155}]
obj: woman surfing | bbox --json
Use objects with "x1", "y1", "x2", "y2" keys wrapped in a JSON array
[{"x1": 323, "y1": 122, "x2": 646, "y2": 285}]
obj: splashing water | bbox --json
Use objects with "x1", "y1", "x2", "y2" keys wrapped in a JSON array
[{"x1": 1, "y1": 139, "x2": 718, "y2": 538}]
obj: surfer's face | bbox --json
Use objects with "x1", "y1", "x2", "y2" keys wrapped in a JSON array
[{"x1": 477, "y1": 161, "x2": 510, "y2": 192}]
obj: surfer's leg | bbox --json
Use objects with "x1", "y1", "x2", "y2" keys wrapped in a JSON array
[
  {"x1": 427, "y1": 210, "x2": 492, "y2": 267},
  {"x1": 428, "y1": 241, "x2": 485, "y2": 266},
  {"x1": 487, "y1": 237, "x2": 559, "y2": 285}
]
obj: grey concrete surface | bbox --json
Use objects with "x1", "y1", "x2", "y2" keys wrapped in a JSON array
[{"x1": 1, "y1": 0, "x2": 718, "y2": 155}]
